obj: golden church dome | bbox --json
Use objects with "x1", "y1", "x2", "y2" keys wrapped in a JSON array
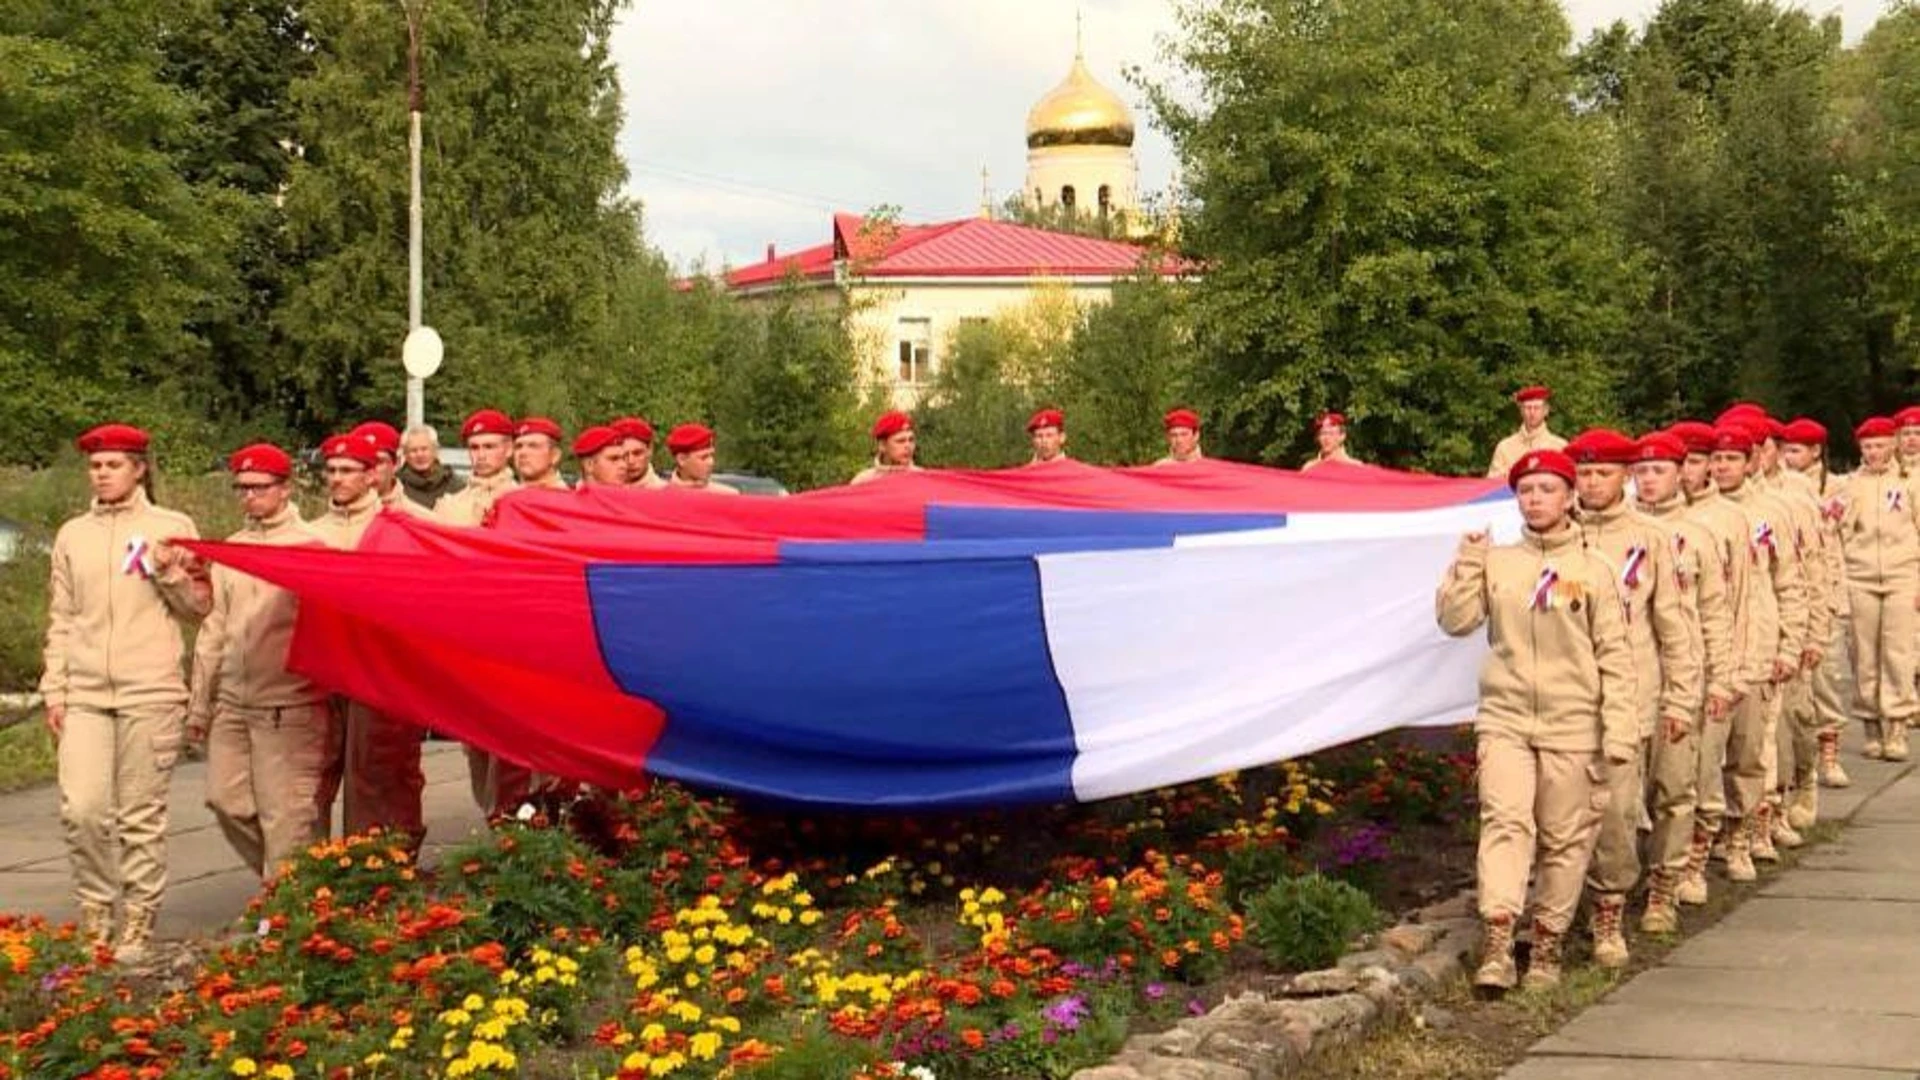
[{"x1": 1025, "y1": 54, "x2": 1136, "y2": 150}]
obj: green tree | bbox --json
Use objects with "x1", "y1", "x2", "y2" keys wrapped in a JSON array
[
  {"x1": 1148, "y1": 0, "x2": 1633, "y2": 473},
  {"x1": 913, "y1": 320, "x2": 1041, "y2": 469},
  {"x1": 276, "y1": 0, "x2": 641, "y2": 434},
  {"x1": 0, "y1": 2, "x2": 236, "y2": 465},
  {"x1": 709, "y1": 284, "x2": 863, "y2": 490},
  {"x1": 1046, "y1": 269, "x2": 1193, "y2": 464}
]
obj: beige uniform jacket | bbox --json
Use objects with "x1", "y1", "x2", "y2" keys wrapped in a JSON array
[
  {"x1": 1640, "y1": 494, "x2": 1738, "y2": 705},
  {"x1": 40, "y1": 490, "x2": 210, "y2": 712},
  {"x1": 851, "y1": 462, "x2": 923, "y2": 485},
  {"x1": 188, "y1": 506, "x2": 327, "y2": 723},
  {"x1": 381, "y1": 484, "x2": 437, "y2": 520},
  {"x1": 312, "y1": 490, "x2": 382, "y2": 551},
  {"x1": 669, "y1": 473, "x2": 740, "y2": 495},
  {"x1": 1436, "y1": 523, "x2": 1639, "y2": 762},
  {"x1": 1486, "y1": 427, "x2": 1567, "y2": 479},
  {"x1": 1686, "y1": 487, "x2": 1760, "y2": 692},
  {"x1": 1578, "y1": 501, "x2": 1704, "y2": 736},
  {"x1": 635, "y1": 468, "x2": 668, "y2": 490},
  {"x1": 1836, "y1": 465, "x2": 1920, "y2": 592},
  {"x1": 1763, "y1": 470, "x2": 1833, "y2": 650},
  {"x1": 436, "y1": 471, "x2": 519, "y2": 527},
  {"x1": 1722, "y1": 480, "x2": 1809, "y2": 679},
  {"x1": 1301, "y1": 451, "x2": 1358, "y2": 471}
]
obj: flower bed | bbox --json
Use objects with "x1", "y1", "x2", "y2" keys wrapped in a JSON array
[{"x1": 0, "y1": 731, "x2": 1476, "y2": 1080}]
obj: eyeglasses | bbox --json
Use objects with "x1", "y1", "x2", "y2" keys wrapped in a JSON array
[
  {"x1": 322, "y1": 465, "x2": 367, "y2": 476},
  {"x1": 231, "y1": 481, "x2": 284, "y2": 495}
]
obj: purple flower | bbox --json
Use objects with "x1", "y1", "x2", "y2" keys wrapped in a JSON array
[
  {"x1": 1043, "y1": 995, "x2": 1090, "y2": 1032},
  {"x1": 1143, "y1": 982, "x2": 1168, "y2": 1002},
  {"x1": 1187, "y1": 997, "x2": 1208, "y2": 1017}
]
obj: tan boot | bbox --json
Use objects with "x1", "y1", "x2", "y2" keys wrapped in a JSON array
[
  {"x1": 112, "y1": 903, "x2": 157, "y2": 965},
  {"x1": 1819, "y1": 730, "x2": 1851, "y2": 788},
  {"x1": 1772, "y1": 801, "x2": 1805, "y2": 849},
  {"x1": 1677, "y1": 825, "x2": 1712, "y2": 906},
  {"x1": 1590, "y1": 893, "x2": 1630, "y2": 969},
  {"x1": 1640, "y1": 871, "x2": 1680, "y2": 934},
  {"x1": 1474, "y1": 914, "x2": 1518, "y2": 992},
  {"x1": 1752, "y1": 803, "x2": 1781, "y2": 863},
  {"x1": 1885, "y1": 720, "x2": 1910, "y2": 763},
  {"x1": 1864, "y1": 720, "x2": 1885, "y2": 761},
  {"x1": 1522, "y1": 919, "x2": 1563, "y2": 991},
  {"x1": 1787, "y1": 776, "x2": 1818, "y2": 832},
  {"x1": 1725, "y1": 818, "x2": 1758, "y2": 882},
  {"x1": 78, "y1": 902, "x2": 114, "y2": 952}
]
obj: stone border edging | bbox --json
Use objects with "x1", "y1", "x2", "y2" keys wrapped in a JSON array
[{"x1": 1072, "y1": 891, "x2": 1481, "y2": 1080}]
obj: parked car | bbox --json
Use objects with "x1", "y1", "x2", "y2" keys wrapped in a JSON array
[
  {"x1": 715, "y1": 472, "x2": 789, "y2": 497},
  {"x1": 0, "y1": 517, "x2": 23, "y2": 563}
]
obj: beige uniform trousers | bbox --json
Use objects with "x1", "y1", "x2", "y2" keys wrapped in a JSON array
[
  {"x1": 1811, "y1": 618, "x2": 1851, "y2": 734},
  {"x1": 1850, "y1": 587, "x2": 1919, "y2": 723},
  {"x1": 206, "y1": 703, "x2": 336, "y2": 879},
  {"x1": 1587, "y1": 739, "x2": 1645, "y2": 894},
  {"x1": 1725, "y1": 686, "x2": 1777, "y2": 819},
  {"x1": 320, "y1": 701, "x2": 425, "y2": 844},
  {"x1": 1694, "y1": 707, "x2": 1735, "y2": 836},
  {"x1": 467, "y1": 747, "x2": 538, "y2": 819},
  {"x1": 1476, "y1": 729, "x2": 1608, "y2": 934},
  {"x1": 58, "y1": 704, "x2": 185, "y2": 909}
]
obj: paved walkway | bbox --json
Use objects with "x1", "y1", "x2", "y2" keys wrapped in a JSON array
[
  {"x1": 0, "y1": 740, "x2": 486, "y2": 938},
  {"x1": 1506, "y1": 727, "x2": 1920, "y2": 1079}
]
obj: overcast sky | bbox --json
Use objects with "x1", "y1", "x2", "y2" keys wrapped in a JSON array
[{"x1": 609, "y1": 1, "x2": 1884, "y2": 271}]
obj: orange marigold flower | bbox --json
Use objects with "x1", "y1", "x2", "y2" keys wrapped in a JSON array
[{"x1": 961, "y1": 1028, "x2": 986, "y2": 1050}]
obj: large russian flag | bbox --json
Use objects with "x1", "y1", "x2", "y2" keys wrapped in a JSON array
[{"x1": 189, "y1": 460, "x2": 1516, "y2": 808}]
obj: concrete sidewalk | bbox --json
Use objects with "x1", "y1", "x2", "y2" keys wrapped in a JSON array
[
  {"x1": 0, "y1": 740, "x2": 487, "y2": 938},
  {"x1": 1505, "y1": 732, "x2": 1920, "y2": 1079}
]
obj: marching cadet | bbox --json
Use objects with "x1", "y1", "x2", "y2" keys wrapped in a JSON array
[
  {"x1": 311, "y1": 431, "x2": 426, "y2": 846},
  {"x1": 1302, "y1": 411, "x2": 1358, "y2": 470},
  {"x1": 512, "y1": 417, "x2": 571, "y2": 490},
  {"x1": 1027, "y1": 408, "x2": 1069, "y2": 466},
  {"x1": 666, "y1": 424, "x2": 741, "y2": 493},
  {"x1": 352, "y1": 421, "x2": 434, "y2": 520},
  {"x1": 573, "y1": 426, "x2": 630, "y2": 487},
  {"x1": 1630, "y1": 431, "x2": 1734, "y2": 932},
  {"x1": 1710, "y1": 421, "x2": 1808, "y2": 880},
  {"x1": 41, "y1": 423, "x2": 211, "y2": 961},
  {"x1": 1896, "y1": 406, "x2": 1920, "y2": 472},
  {"x1": 1438, "y1": 449, "x2": 1636, "y2": 994},
  {"x1": 852, "y1": 410, "x2": 921, "y2": 483},
  {"x1": 1836, "y1": 417, "x2": 1920, "y2": 763},
  {"x1": 611, "y1": 417, "x2": 666, "y2": 489},
  {"x1": 1780, "y1": 418, "x2": 1853, "y2": 806},
  {"x1": 1486, "y1": 386, "x2": 1567, "y2": 479},
  {"x1": 1568, "y1": 429, "x2": 1700, "y2": 965},
  {"x1": 437, "y1": 409, "x2": 520, "y2": 526},
  {"x1": 187, "y1": 444, "x2": 333, "y2": 883},
  {"x1": 1667, "y1": 421, "x2": 1758, "y2": 904},
  {"x1": 1154, "y1": 408, "x2": 1204, "y2": 465}
]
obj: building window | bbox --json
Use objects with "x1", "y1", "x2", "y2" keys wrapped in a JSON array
[
  {"x1": 1098, "y1": 184, "x2": 1112, "y2": 217},
  {"x1": 1061, "y1": 185, "x2": 1076, "y2": 212},
  {"x1": 897, "y1": 318, "x2": 932, "y2": 384}
]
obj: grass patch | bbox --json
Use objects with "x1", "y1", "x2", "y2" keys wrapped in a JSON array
[{"x1": 0, "y1": 717, "x2": 56, "y2": 792}]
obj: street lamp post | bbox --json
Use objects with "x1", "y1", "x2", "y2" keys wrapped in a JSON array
[{"x1": 404, "y1": 1, "x2": 428, "y2": 430}]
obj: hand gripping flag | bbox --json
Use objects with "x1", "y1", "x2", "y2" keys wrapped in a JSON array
[{"x1": 189, "y1": 460, "x2": 1517, "y2": 808}]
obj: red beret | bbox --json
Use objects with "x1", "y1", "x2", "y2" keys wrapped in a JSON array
[
  {"x1": 1712, "y1": 424, "x2": 1757, "y2": 454},
  {"x1": 872, "y1": 410, "x2": 913, "y2": 440},
  {"x1": 572, "y1": 425, "x2": 622, "y2": 458},
  {"x1": 666, "y1": 423, "x2": 715, "y2": 455},
  {"x1": 1313, "y1": 411, "x2": 1345, "y2": 432},
  {"x1": 1513, "y1": 386, "x2": 1551, "y2": 404},
  {"x1": 1857, "y1": 416, "x2": 1899, "y2": 441},
  {"x1": 1566, "y1": 428, "x2": 1637, "y2": 465},
  {"x1": 75, "y1": 423, "x2": 151, "y2": 455},
  {"x1": 1164, "y1": 407, "x2": 1201, "y2": 432},
  {"x1": 515, "y1": 416, "x2": 563, "y2": 442},
  {"x1": 462, "y1": 409, "x2": 515, "y2": 441},
  {"x1": 1668, "y1": 421, "x2": 1718, "y2": 455},
  {"x1": 1633, "y1": 433, "x2": 1688, "y2": 464},
  {"x1": 1027, "y1": 408, "x2": 1065, "y2": 433},
  {"x1": 226, "y1": 442, "x2": 292, "y2": 478},
  {"x1": 1781, "y1": 418, "x2": 1827, "y2": 446},
  {"x1": 1716, "y1": 403, "x2": 1768, "y2": 426},
  {"x1": 610, "y1": 416, "x2": 655, "y2": 444},
  {"x1": 1508, "y1": 449, "x2": 1576, "y2": 490},
  {"x1": 322, "y1": 431, "x2": 380, "y2": 468},
  {"x1": 1894, "y1": 406, "x2": 1920, "y2": 430},
  {"x1": 351, "y1": 421, "x2": 401, "y2": 458}
]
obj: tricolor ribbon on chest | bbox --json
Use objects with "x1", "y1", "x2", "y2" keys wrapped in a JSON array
[
  {"x1": 1531, "y1": 566, "x2": 1560, "y2": 612},
  {"x1": 1889, "y1": 488, "x2": 1906, "y2": 513},
  {"x1": 1621, "y1": 544, "x2": 1648, "y2": 591},
  {"x1": 122, "y1": 535, "x2": 153, "y2": 579},
  {"x1": 1752, "y1": 520, "x2": 1776, "y2": 561}
]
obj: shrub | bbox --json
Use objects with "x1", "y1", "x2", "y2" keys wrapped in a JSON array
[
  {"x1": 437, "y1": 820, "x2": 615, "y2": 956},
  {"x1": 1245, "y1": 874, "x2": 1381, "y2": 971}
]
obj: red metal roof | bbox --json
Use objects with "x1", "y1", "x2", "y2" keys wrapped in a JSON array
[{"x1": 723, "y1": 213, "x2": 1182, "y2": 289}]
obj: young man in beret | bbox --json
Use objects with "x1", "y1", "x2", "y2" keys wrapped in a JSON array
[
  {"x1": 1569, "y1": 429, "x2": 1699, "y2": 963},
  {"x1": 666, "y1": 424, "x2": 740, "y2": 493},
  {"x1": 853, "y1": 411, "x2": 921, "y2": 484},
  {"x1": 1895, "y1": 407, "x2": 1920, "y2": 473},
  {"x1": 1027, "y1": 409, "x2": 1069, "y2": 466},
  {"x1": 573, "y1": 426, "x2": 630, "y2": 487},
  {"x1": 1154, "y1": 408, "x2": 1205, "y2": 466},
  {"x1": 1837, "y1": 417, "x2": 1920, "y2": 765},
  {"x1": 436, "y1": 409, "x2": 520, "y2": 527},
  {"x1": 611, "y1": 417, "x2": 666, "y2": 489},
  {"x1": 188, "y1": 444, "x2": 334, "y2": 883},
  {"x1": 511, "y1": 417, "x2": 570, "y2": 491},
  {"x1": 351, "y1": 421, "x2": 434, "y2": 520},
  {"x1": 1301, "y1": 411, "x2": 1358, "y2": 470},
  {"x1": 1777, "y1": 419, "x2": 1851, "y2": 811},
  {"x1": 1487, "y1": 386, "x2": 1567, "y2": 479}
]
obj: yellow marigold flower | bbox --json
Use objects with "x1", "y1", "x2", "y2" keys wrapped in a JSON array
[
  {"x1": 693, "y1": 944, "x2": 716, "y2": 965},
  {"x1": 363, "y1": 1052, "x2": 388, "y2": 1066},
  {"x1": 640, "y1": 1022, "x2": 667, "y2": 1042},
  {"x1": 266, "y1": 1067, "x2": 294, "y2": 1080},
  {"x1": 667, "y1": 1000, "x2": 703, "y2": 1023},
  {"x1": 462, "y1": 993, "x2": 485, "y2": 1012},
  {"x1": 689, "y1": 1031, "x2": 723, "y2": 1061},
  {"x1": 798, "y1": 910, "x2": 822, "y2": 926},
  {"x1": 229, "y1": 1060, "x2": 259, "y2": 1078},
  {"x1": 622, "y1": 1051, "x2": 650, "y2": 1072},
  {"x1": 708, "y1": 1016, "x2": 742, "y2": 1033}
]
